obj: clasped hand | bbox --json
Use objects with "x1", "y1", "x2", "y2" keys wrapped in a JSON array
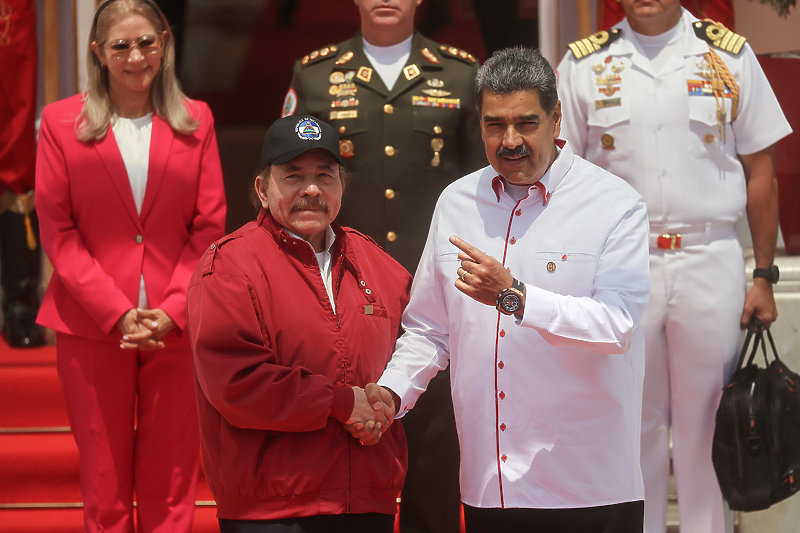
[
  {"x1": 117, "y1": 308, "x2": 176, "y2": 350},
  {"x1": 343, "y1": 384, "x2": 396, "y2": 446}
]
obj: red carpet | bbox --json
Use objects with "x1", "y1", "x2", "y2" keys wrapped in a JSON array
[{"x1": 0, "y1": 338, "x2": 218, "y2": 532}]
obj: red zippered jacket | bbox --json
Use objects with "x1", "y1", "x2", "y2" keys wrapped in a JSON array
[{"x1": 188, "y1": 209, "x2": 411, "y2": 520}]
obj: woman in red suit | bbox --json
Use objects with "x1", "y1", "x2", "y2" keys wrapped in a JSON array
[{"x1": 35, "y1": 1, "x2": 226, "y2": 531}]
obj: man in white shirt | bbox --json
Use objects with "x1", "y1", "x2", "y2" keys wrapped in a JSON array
[
  {"x1": 557, "y1": 2, "x2": 792, "y2": 532},
  {"x1": 366, "y1": 47, "x2": 651, "y2": 533}
]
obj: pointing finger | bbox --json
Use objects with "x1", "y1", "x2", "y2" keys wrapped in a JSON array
[{"x1": 449, "y1": 235, "x2": 487, "y2": 263}]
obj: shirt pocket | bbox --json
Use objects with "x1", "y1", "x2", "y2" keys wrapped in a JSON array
[
  {"x1": 586, "y1": 100, "x2": 633, "y2": 163},
  {"x1": 687, "y1": 94, "x2": 734, "y2": 159},
  {"x1": 531, "y1": 252, "x2": 597, "y2": 297}
]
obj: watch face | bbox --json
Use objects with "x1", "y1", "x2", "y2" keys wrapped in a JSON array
[{"x1": 501, "y1": 293, "x2": 521, "y2": 313}]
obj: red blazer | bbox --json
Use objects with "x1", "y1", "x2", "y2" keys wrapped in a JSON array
[{"x1": 36, "y1": 94, "x2": 227, "y2": 341}]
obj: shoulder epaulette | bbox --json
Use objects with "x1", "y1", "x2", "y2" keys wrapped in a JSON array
[
  {"x1": 692, "y1": 20, "x2": 746, "y2": 55},
  {"x1": 568, "y1": 29, "x2": 622, "y2": 60},
  {"x1": 300, "y1": 44, "x2": 339, "y2": 66},
  {"x1": 438, "y1": 44, "x2": 477, "y2": 64}
]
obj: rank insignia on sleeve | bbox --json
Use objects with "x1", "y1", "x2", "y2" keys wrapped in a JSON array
[
  {"x1": 281, "y1": 88, "x2": 297, "y2": 118},
  {"x1": 568, "y1": 29, "x2": 622, "y2": 60},
  {"x1": 357, "y1": 67, "x2": 373, "y2": 83},
  {"x1": 693, "y1": 20, "x2": 746, "y2": 55}
]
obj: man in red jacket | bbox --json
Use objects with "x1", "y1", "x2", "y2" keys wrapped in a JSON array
[{"x1": 187, "y1": 115, "x2": 411, "y2": 533}]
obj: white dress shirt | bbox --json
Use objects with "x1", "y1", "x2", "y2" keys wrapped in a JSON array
[
  {"x1": 362, "y1": 35, "x2": 413, "y2": 91},
  {"x1": 379, "y1": 141, "x2": 650, "y2": 509},
  {"x1": 112, "y1": 113, "x2": 153, "y2": 309}
]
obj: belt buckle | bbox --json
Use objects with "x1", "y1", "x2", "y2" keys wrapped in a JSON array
[{"x1": 657, "y1": 233, "x2": 682, "y2": 250}]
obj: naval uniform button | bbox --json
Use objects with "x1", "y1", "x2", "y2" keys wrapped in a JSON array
[
  {"x1": 135, "y1": 234, "x2": 144, "y2": 244},
  {"x1": 384, "y1": 104, "x2": 394, "y2": 114},
  {"x1": 386, "y1": 231, "x2": 397, "y2": 242},
  {"x1": 385, "y1": 189, "x2": 395, "y2": 200},
  {"x1": 385, "y1": 146, "x2": 395, "y2": 157}
]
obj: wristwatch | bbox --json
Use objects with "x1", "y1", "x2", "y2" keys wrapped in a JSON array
[
  {"x1": 753, "y1": 264, "x2": 779, "y2": 284},
  {"x1": 496, "y1": 278, "x2": 525, "y2": 316}
]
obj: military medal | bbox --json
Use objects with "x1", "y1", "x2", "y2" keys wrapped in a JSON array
[
  {"x1": 412, "y1": 96, "x2": 460, "y2": 109},
  {"x1": 427, "y1": 78, "x2": 444, "y2": 88},
  {"x1": 601, "y1": 134, "x2": 615, "y2": 150},
  {"x1": 431, "y1": 138, "x2": 444, "y2": 167},
  {"x1": 592, "y1": 63, "x2": 606, "y2": 74},
  {"x1": 422, "y1": 89, "x2": 452, "y2": 97},
  {"x1": 330, "y1": 98, "x2": 359, "y2": 108},
  {"x1": 339, "y1": 139, "x2": 354, "y2": 159},
  {"x1": 611, "y1": 61, "x2": 625, "y2": 73},
  {"x1": 329, "y1": 72, "x2": 345, "y2": 84},
  {"x1": 404, "y1": 64, "x2": 421, "y2": 81}
]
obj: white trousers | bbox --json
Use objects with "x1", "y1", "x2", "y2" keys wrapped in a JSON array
[{"x1": 641, "y1": 235, "x2": 745, "y2": 533}]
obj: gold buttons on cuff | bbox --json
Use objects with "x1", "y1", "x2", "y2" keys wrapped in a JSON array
[
  {"x1": 384, "y1": 104, "x2": 394, "y2": 114},
  {"x1": 387, "y1": 231, "x2": 397, "y2": 242},
  {"x1": 385, "y1": 146, "x2": 395, "y2": 156},
  {"x1": 135, "y1": 234, "x2": 144, "y2": 244},
  {"x1": 385, "y1": 189, "x2": 395, "y2": 200}
]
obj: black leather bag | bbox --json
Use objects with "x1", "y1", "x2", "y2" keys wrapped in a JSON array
[{"x1": 712, "y1": 319, "x2": 800, "y2": 511}]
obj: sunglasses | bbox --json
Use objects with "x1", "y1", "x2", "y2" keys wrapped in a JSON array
[{"x1": 106, "y1": 34, "x2": 161, "y2": 59}]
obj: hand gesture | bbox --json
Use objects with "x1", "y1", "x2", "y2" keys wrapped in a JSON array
[
  {"x1": 116, "y1": 308, "x2": 166, "y2": 351},
  {"x1": 451, "y1": 235, "x2": 513, "y2": 306},
  {"x1": 343, "y1": 384, "x2": 395, "y2": 446}
]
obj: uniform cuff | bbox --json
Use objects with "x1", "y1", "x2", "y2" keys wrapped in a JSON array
[{"x1": 330, "y1": 384, "x2": 355, "y2": 423}]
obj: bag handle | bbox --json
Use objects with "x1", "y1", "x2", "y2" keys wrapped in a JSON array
[{"x1": 736, "y1": 318, "x2": 763, "y2": 370}]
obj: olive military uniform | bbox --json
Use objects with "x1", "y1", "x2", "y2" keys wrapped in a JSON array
[
  {"x1": 283, "y1": 31, "x2": 486, "y2": 273},
  {"x1": 283, "y1": 32, "x2": 486, "y2": 533}
]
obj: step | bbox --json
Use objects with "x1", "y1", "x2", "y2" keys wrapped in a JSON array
[
  {"x1": 0, "y1": 504, "x2": 220, "y2": 532},
  {"x1": 0, "y1": 365, "x2": 69, "y2": 428}
]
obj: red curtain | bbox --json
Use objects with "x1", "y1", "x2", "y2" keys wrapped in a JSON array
[
  {"x1": 0, "y1": 0, "x2": 38, "y2": 194},
  {"x1": 598, "y1": 1, "x2": 735, "y2": 32}
]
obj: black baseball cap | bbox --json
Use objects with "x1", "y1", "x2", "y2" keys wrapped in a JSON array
[{"x1": 260, "y1": 115, "x2": 343, "y2": 168}]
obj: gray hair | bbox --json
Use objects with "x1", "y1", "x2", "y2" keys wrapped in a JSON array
[{"x1": 474, "y1": 47, "x2": 559, "y2": 115}]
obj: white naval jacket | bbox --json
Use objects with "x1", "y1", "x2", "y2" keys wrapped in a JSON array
[
  {"x1": 379, "y1": 141, "x2": 650, "y2": 509},
  {"x1": 557, "y1": 9, "x2": 791, "y2": 228}
]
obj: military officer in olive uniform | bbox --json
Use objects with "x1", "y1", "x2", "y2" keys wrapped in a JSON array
[
  {"x1": 282, "y1": 2, "x2": 485, "y2": 533},
  {"x1": 282, "y1": 4, "x2": 485, "y2": 274}
]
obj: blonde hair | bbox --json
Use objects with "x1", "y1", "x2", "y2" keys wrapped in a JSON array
[{"x1": 77, "y1": 0, "x2": 198, "y2": 142}]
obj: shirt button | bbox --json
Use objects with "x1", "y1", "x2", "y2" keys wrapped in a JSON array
[
  {"x1": 500, "y1": 423, "x2": 506, "y2": 431},
  {"x1": 515, "y1": 210, "x2": 521, "y2": 216},
  {"x1": 135, "y1": 234, "x2": 143, "y2": 244},
  {"x1": 657, "y1": 124, "x2": 663, "y2": 131},
  {"x1": 498, "y1": 361, "x2": 504, "y2": 370},
  {"x1": 384, "y1": 104, "x2": 394, "y2": 114},
  {"x1": 510, "y1": 237, "x2": 516, "y2": 245},
  {"x1": 385, "y1": 189, "x2": 395, "y2": 200},
  {"x1": 385, "y1": 146, "x2": 395, "y2": 157},
  {"x1": 365, "y1": 289, "x2": 372, "y2": 295},
  {"x1": 499, "y1": 391, "x2": 505, "y2": 399},
  {"x1": 360, "y1": 280, "x2": 366, "y2": 286},
  {"x1": 387, "y1": 231, "x2": 397, "y2": 242},
  {"x1": 501, "y1": 454, "x2": 507, "y2": 462},
  {"x1": 499, "y1": 330, "x2": 505, "y2": 338}
]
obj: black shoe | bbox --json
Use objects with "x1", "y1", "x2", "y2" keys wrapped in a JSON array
[{"x1": 3, "y1": 309, "x2": 46, "y2": 348}]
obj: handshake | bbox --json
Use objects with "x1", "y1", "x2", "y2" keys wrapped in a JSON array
[{"x1": 344, "y1": 383, "x2": 399, "y2": 446}]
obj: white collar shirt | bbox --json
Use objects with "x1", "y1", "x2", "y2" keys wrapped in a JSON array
[
  {"x1": 379, "y1": 141, "x2": 650, "y2": 509},
  {"x1": 557, "y1": 9, "x2": 791, "y2": 228}
]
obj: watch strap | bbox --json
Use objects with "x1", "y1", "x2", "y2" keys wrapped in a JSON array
[{"x1": 753, "y1": 264, "x2": 779, "y2": 284}]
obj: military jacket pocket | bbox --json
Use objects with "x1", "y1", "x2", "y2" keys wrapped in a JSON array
[
  {"x1": 586, "y1": 100, "x2": 632, "y2": 163},
  {"x1": 687, "y1": 94, "x2": 734, "y2": 158},
  {"x1": 330, "y1": 109, "x2": 369, "y2": 169},
  {"x1": 411, "y1": 108, "x2": 460, "y2": 171}
]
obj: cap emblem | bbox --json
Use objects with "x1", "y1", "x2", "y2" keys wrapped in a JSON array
[{"x1": 296, "y1": 118, "x2": 322, "y2": 140}]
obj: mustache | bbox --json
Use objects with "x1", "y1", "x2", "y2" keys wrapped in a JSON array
[
  {"x1": 496, "y1": 144, "x2": 532, "y2": 159},
  {"x1": 291, "y1": 198, "x2": 329, "y2": 213}
]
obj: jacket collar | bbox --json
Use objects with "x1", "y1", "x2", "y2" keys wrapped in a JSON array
[{"x1": 92, "y1": 111, "x2": 175, "y2": 227}]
